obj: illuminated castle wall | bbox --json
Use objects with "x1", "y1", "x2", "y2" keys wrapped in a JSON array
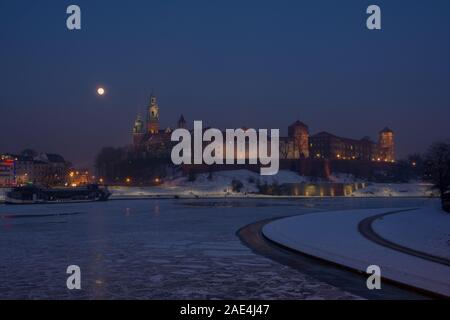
[
  {"x1": 309, "y1": 128, "x2": 395, "y2": 162},
  {"x1": 378, "y1": 127, "x2": 395, "y2": 162},
  {"x1": 131, "y1": 94, "x2": 395, "y2": 162},
  {"x1": 132, "y1": 94, "x2": 183, "y2": 152},
  {"x1": 147, "y1": 94, "x2": 160, "y2": 134}
]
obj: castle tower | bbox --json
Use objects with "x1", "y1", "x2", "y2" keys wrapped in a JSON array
[
  {"x1": 288, "y1": 120, "x2": 310, "y2": 158},
  {"x1": 132, "y1": 114, "x2": 145, "y2": 145},
  {"x1": 378, "y1": 127, "x2": 395, "y2": 162},
  {"x1": 147, "y1": 94, "x2": 160, "y2": 134},
  {"x1": 177, "y1": 114, "x2": 186, "y2": 129}
]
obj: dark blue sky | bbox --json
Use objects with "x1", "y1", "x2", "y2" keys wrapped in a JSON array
[{"x1": 1, "y1": 0, "x2": 449, "y2": 166}]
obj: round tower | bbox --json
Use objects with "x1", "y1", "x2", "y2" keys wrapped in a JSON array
[
  {"x1": 288, "y1": 120, "x2": 310, "y2": 158},
  {"x1": 378, "y1": 127, "x2": 395, "y2": 162}
]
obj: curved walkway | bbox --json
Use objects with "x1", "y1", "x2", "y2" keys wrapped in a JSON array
[
  {"x1": 238, "y1": 218, "x2": 429, "y2": 300},
  {"x1": 261, "y1": 208, "x2": 450, "y2": 298},
  {"x1": 358, "y1": 210, "x2": 450, "y2": 266}
]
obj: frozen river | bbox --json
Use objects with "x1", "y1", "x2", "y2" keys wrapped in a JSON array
[{"x1": 0, "y1": 197, "x2": 430, "y2": 299}]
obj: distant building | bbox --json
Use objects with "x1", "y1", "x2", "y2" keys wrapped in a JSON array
[
  {"x1": 0, "y1": 152, "x2": 69, "y2": 186},
  {"x1": 378, "y1": 127, "x2": 395, "y2": 162},
  {"x1": 289, "y1": 120, "x2": 310, "y2": 158},
  {"x1": 147, "y1": 94, "x2": 160, "y2": 134},
  {"x1": 68, "y1": 169, "x2": 92, "y2": 186},
  {"x1": 309, "y1": 128, "x2": 395, "y2": 162},
  {"x1": 279, "y1": 121, "x2": 309, "y2": 159},
  {"x1": 33, "y1": 153, "x2": 69, "y2": 184},
  {"x1": 14, "y1": 155, "x2": 36, "y2": 185},
  {"x1": 132, "y1": 94, "x2": 181, "y2": 156},
  {"x1": 132, "y1": 114, "x2": 145, "y2": 146},
  {"x1": 0, "y1": 155, "x2": 15, "y2": 186},
  {"x1": 130, "y1": 93, "x2": 395, "y2": 163}
]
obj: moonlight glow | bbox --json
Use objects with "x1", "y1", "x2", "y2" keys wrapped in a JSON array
[{"x1": 97, "y1": 87, "x2": 105, "y2": 96}]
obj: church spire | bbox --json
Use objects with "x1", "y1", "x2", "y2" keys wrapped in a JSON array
[
  {"x1": 133, "y1": 113, "x2": 144, "y2": 134},
  {"x1": 132, "y1": 113, "x2": 145, "y2": 145},
  {"x1": 177, "y1": 114, "x2": 186, "y2": 129},
  {"x1": 147, "y1": 94, "x2": 160, "y2": 134}
]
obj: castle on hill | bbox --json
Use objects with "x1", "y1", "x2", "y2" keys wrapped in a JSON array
[{"x1": 131, "y1": 94, "x2": 395, "y2": 163}]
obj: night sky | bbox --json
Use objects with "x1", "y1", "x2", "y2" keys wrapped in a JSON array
[{"x1": 1, "y1": 0, "x2": 449, "y2": 167}]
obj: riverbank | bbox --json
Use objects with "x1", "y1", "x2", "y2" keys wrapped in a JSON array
[
  {"x1": 0, "y1": 170, "x2": 437, "y2": 203},
  {"x1": 0, "y1": 183, "x2": 437, "y2": 204},
  {"x1": 0, "y1": 188, "x2": 7, "y2": 202},
  {"x1": 108, "y1": 183, "x2": 435, "y2": 200},
  {"x1": 109, "y1": 170, "x2": 435, "y2": 198}
]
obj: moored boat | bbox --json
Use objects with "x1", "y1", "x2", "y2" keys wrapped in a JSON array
[{"x1": 5, "y1": 184, "x2": 111, "y2": 204}]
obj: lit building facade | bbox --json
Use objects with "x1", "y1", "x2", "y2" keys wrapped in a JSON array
[
  {"x1": 378, "y1": 127, "x2": 395, "y2": 162},
  {"x1": 0, "y1": 153, "x2": 69, "y2": 186},
  {"x1": 147, "y1": 94, "x2": 160, "y2": 134},
  {"x1": 309, "y1": 128, "x2": 395, "y2": 162},
  {"x1": 288, "y1": 121, "x2": 310, "y2": 158},
  {"x1": 132, "y1": 114, "x2": 145, "y2": 146},
  {"x1": 132, "y1": 94, "x2": 184, "y2": 153},
  {"x1": 0, "y1": 155, "x2": 15, "y2": 186},
  {"x1": 131, "y1": 93, "x2": 395, "y2": 163},
  {"x1": 68, "y1": 169, "x2": 92, "y2": 186}
]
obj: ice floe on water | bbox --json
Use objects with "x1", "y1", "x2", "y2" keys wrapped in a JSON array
[{"x1": 0, "y1": 196, "x2": 432, "y2": 299}]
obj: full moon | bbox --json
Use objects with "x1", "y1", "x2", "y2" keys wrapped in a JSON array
[{"x1": 97, "y1": 87, "x2": 105, "y2": 96}]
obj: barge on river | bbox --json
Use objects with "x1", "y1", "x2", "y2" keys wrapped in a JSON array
[{"x1": 5, "y1": 184, "x2": 111, "y2": 204}]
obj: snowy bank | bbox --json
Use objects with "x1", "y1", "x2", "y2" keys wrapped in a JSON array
[
  {"x1": 110, "y1": 170, "x2": 311, "y2": 198},
  {"x1": 373, "y1": 202, "x2": 449, "y2": 259},
  {"x1": 351, "y1": 183, "x2": 435, "y2": 198},
  {"x1": 328, "y1": 173, "x2": 364, "y2": 184},
  {"x1": 108, "y1": 170, "x2": 436, "y2": 199},
  {"x1": 263, "y1": 202, "x2": 450, "y2": 297},
  {"x1": 0, "y1": 188, "x2": 8, "y2": 202}
]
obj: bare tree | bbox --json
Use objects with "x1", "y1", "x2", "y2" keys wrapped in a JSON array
[{"x1": 424, "y1": 141, "x2": 450, "y2": 209}]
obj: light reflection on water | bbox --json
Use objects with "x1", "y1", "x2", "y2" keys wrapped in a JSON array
[
  {"x1": 278, "y1": 183, "x2": 366, "y2": 197},
  {"x1": 0, "y1": 197, "x2": 431, "y2": 299}
]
